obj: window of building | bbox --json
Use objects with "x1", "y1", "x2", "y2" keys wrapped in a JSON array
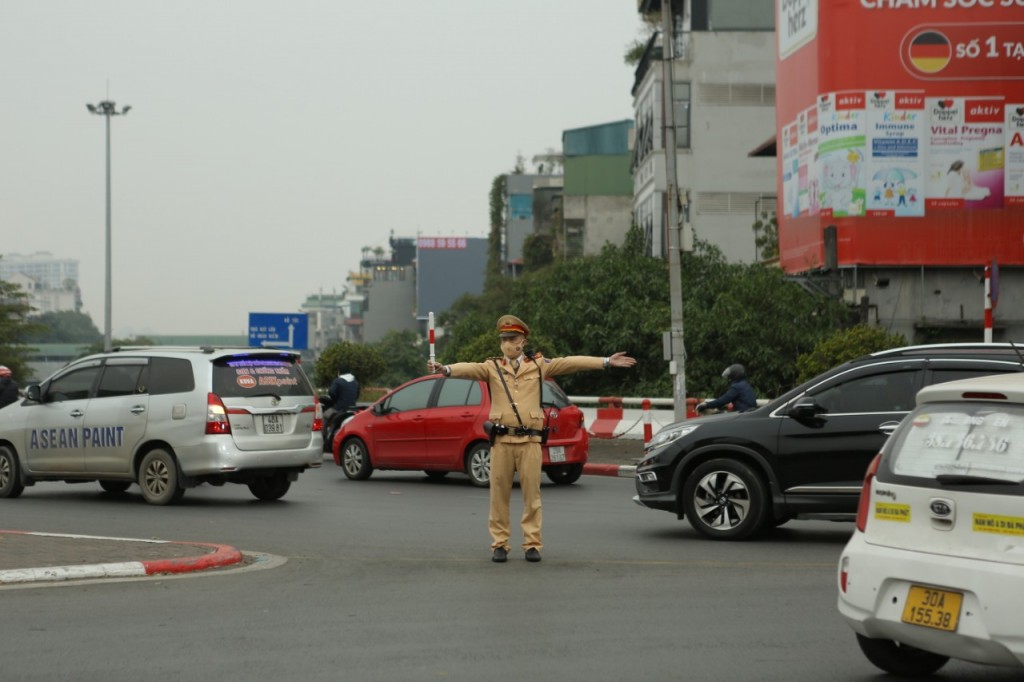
[
  {"x1": 563, "y1": 220, "x2": 584, "y2": 259},
  {"x1": 693, "y1": 0, "x2": 775, "y2": 31},
  {"x1": 673, "y1": 82, "x2": 690, "y2": 149}
]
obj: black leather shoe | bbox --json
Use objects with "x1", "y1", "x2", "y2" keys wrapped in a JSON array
[
  {"x1": 492, "y1": 547, "x2": 508, "y2": 563},
  {"x1": 525, "y1": 548, "x2": 541, "y2": 563}
]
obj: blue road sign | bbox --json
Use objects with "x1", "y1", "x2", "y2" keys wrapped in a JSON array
[{"x1": 248, "y1": 312, "x2": 309, "y2": 350}]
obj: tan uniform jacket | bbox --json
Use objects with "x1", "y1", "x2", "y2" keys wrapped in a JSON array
[{"x1": 447, "y1": 354, "x2": 604, "y2": 443}]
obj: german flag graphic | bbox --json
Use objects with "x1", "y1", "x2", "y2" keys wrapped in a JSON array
[{"x1": 909, "y1": 31, "x2": 951, "y2": 74}]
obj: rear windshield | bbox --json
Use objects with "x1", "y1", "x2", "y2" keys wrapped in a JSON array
[
  {"x1": 888, "y1": 402, "x2": 1024, "y2": 483},
  {"x1": 212, "y1": 355, "x2": 313, "y2": 398}
]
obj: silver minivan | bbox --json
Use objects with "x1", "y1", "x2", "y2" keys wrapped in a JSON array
[{"x1": 0, "y1": 347, "x2": 323, "y2": 504}]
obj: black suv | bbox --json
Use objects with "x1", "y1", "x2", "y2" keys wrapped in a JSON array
[{"x1": 633, "y1": 344, "x2": 1024, "y2": 540}]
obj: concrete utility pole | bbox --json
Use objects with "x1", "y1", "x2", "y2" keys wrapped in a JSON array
[
  {"x1": 661, "y1": 2, "x2": 687, "y2": 422},
  {"x1": 86, "y1": 100, "x2": 130, "y2": 352}
]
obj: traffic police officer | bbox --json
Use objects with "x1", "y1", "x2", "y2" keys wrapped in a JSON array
[{"x1": 428, "y1": 315, "x2": 637, "y2": 563}]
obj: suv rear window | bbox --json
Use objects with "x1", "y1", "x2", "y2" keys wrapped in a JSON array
[
  {"x1": 212, "y1": 356, "x2": 313, "y2": 398},
  {"x1": 889, "y1": 402, "x2": 1024, "y2": 484}
]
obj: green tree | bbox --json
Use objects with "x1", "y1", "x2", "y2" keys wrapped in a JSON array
[
  {"x1": 314, "y1": 341, "x2": 386, "y2": 392},
  {"x1": 25, "y1": 311, "x2": 102, "y2": 343},
  {"x1": 522, "y1": 233, "x2": 555, "y2": 272},
  {"x1": 485, "y1": 174, "x2": 508, "y2": 292},
  {"x1": 369, "y1": 329, "x2": 428, "y2": 389},
  {"x1": 795, "y1": 325, "x2": 908, "y2": 384},
  {"x1": 440, "y1": 225, "x2": 852, "y2": 401},
  {"x1": 0, "y1": 279, "x2": 40, "y2": 380},
  {"x1": 752, "y1": 210, "x2": 778, "y2": 261},
  {"x1": 81, "y1": 336, "x2": 158, "y2": 356},
  {"x1": 623, "y1": 10, "x2": 659, "y2": 65}
]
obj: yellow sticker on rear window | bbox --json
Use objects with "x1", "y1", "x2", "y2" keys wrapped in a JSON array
[
  {"x1": 973, "y1": 513, "x2": 1024, "y2": 536},
  {"x1": 874, "y1": 503, "x2": 911, "y2": 522}
]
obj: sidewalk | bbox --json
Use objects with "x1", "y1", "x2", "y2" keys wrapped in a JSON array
[{"x1": 0, "y1": 531, "x2": 243, "y2": 585}]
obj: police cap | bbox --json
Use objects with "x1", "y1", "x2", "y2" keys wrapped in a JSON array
[{"x1": 497, "y1": 315, "x2": 529, "y2": 338}]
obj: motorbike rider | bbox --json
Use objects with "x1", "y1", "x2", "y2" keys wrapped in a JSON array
[
  {"x1": 697, "y1": 364, "x2": 757, "y2": 413},
  {"x1": 323, "y1": 366, "x2": 360, "y2": 444}
]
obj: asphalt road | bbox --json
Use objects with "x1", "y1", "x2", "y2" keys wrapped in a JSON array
[{"x1": 1, "y1": 461, "x2": 1021, "y2": 681}]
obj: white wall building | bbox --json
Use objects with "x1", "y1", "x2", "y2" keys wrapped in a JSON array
[
  {"x1": 632, "y1": 0, "x2": 777, "y2": 262},
  {"x1": 0, "y1": 252, "x2": 82, "y2": 314}
]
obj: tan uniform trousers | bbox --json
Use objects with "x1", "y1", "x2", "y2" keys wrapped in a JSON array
[{"x1": 489, "y1": 438, "x2": 543, "y2": 551}]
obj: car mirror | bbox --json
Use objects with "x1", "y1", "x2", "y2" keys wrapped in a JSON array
[
  {"x1": 372, "y1": 402, "x2": 389, "y2": 416},
  {"x1": 26, "y1": 384, "x2": 41, "y2": 402},
  {"x1": 788, "y1": 400, "x2": 827, "y2": 419}
]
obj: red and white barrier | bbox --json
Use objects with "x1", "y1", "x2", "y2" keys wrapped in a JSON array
[{"x1": 580, "y1": 398, "x2": 677, "y2": 440}]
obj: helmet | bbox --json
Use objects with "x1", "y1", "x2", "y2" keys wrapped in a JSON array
[{"x1": 722, "y1": 364, "x2": 746, "y2": 382}]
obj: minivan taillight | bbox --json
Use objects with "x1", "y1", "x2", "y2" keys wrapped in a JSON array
[
  {"x1": 206, "y1": 393, "x2": 232, "y2": 435},
  {"x1": 855, "y1": 453, "x2": 882, "y2": 533},
  {"x1": 305, "y1": 395, "x2": 323, "y2": 432}
]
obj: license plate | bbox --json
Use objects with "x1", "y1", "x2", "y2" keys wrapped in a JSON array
[
  {"x1": 901, "y1": 585, "x2": 963, "y2": 632},
  {"x1": 548, "y1": 446, "x2": 566, "y2": 463},
  {"x1": 263, "y1": 414, "x2": 284, "y2": 434}
]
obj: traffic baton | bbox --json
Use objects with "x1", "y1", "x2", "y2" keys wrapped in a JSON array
[
  {"x1": 642, "y1": 398, "x2": 652, "y2": 444},
  {"x1": 428, "y1": 311, "x2": 436, "y2": 365}
]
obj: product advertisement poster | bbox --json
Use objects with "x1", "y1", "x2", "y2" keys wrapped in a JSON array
[
  {"x1": 1007, "y1": 104, "x2": 1024, "y2": 207},
  {"x1": 799, "y1": 105, "x2": 819, "y2": 216},
  {"x1": 774, "y1": 0, "x2": 1024, "y2": 270},
  {"x1": 866, "y1": 91, "x2": 926, "y2": 217},
  {"x1": 817, "y1": 92, "x2": 866, "y2": 217},
  {"x1": 782, "y1": 121, "x2": 799, "y2": 218},
  {"x1": 925, "y1": 96, "x2": 1004, "y2": 210}
]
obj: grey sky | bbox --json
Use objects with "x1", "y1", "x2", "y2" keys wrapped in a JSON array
[{"x1": 2, "y1": 1, "x2": 641, "y2": 336}]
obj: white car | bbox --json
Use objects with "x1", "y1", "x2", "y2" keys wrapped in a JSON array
[{"x1": 838, "y1": 372, "x2": 1024, "y2": 676}]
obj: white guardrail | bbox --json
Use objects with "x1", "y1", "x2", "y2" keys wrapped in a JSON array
[
  {"x1": 568, "y1": 396, "x2": 677, "y2": 441},
  {"x1": 569, "y1": 396, "x2": 772, "y2": 440}
]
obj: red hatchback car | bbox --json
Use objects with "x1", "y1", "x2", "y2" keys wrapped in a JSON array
[{"x1": 331, "y1": 374, "x2": 589, "y2": 486}]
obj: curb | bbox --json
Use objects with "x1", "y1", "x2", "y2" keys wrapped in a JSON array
[
  {"x1": 582, "y1": 463, "x2": 637, "y2": 478},
  {"x1": 0, "y1": 531, "x2": 244, "y2": 585}
]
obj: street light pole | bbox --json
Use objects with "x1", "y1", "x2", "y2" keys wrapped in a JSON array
[{"x1": 86, "y1": 100, "x2": 130, "y2": 352}]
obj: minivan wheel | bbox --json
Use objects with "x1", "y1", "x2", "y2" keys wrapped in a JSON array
[
  {"x1": 341, "y1": 438, "x2": 373, "y2": 480},
  {"x1": 855, "y1": 634, "x2": 949, "y2": 676},
  {"x1": 138, "y1": 449, "x2": 186, "y2": 505},
  {"x1": 0, "y1": 446, "x2": 25, "y2": 499},
  {"x1": 682, "y1": 458, "x2": 768, "y2": 541},
  {"x1": 248, "y1": 473, "x2": 291, "y2": 501},
  {"x1": 465, "y1": 443, "x2": 490, "y2": 487}
]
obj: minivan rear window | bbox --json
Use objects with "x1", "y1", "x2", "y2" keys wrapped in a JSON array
[
  {"x1": 212, "y1": 356, "x2": 313, "y2": 398},
  {"x1": 147, "y1": 357, "x2": 196, "y2": 395}
]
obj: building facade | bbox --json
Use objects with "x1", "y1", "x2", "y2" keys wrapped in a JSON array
[
  {"x1": 562, "y1": 119, "x2": 635, "y2": 257},
  {"x1": 0, "y1": 252, "x2": 82, "y2": 315},
  {"x1": 632, "y1": 0, "x2": 777, "y2": 263},
  {"x1": 774, "y1": 0, "x2": 1024, "y2": 342}
]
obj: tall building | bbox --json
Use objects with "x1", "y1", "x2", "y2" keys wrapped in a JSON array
[
  {"x1": 504, "y1": 173, "x2": 562, "y2": 276},
  {"x1": 562, "y1": 119, "x2": 635, "y2": 257},
  {"x1": 632, "y1": 0, "x2": 777, "y2": 262},
  {"x1": 774, "y1": 1, "x2": 1024, "y2": 341},
  {"x1": 0, "y1": 252, "x2": 82, "y2": 314}
]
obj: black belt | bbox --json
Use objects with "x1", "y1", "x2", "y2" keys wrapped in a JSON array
[{"x1": 494, "y1": 425, "x2": 546, "y2": 438}]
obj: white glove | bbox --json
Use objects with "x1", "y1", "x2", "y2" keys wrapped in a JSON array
[{"x1": 696, "y1": 402, "x2": 708, "y2": 412}]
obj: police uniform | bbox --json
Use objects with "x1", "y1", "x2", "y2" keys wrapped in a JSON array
[{"x1": 442, "y1": 315, "x2": 606, "y2": 561}]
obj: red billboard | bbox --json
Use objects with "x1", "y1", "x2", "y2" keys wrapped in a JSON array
[{"x1": 775, "y1": 0, "x2": 1024, "y2": 272}]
